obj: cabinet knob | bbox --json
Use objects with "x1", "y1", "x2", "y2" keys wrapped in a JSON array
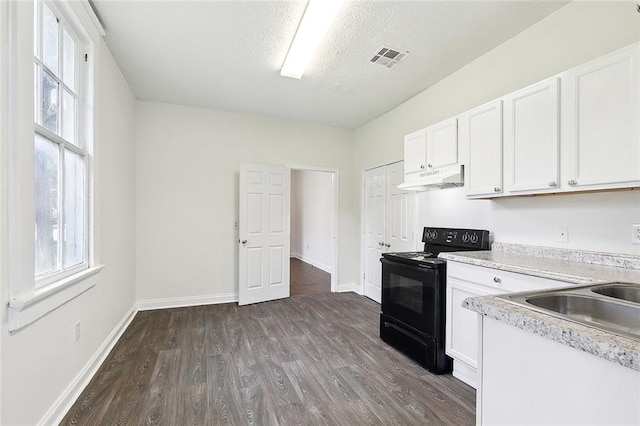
[
  {"x1": 420, "y1": 165, "x2": 425, "y2": 169},
  {"x1": 378, "y1": 241, "x2": 384, "y2": 246},
  {"x1": 427, "y1": 163, "x2": 433, "y2": 168},
  {"x1": 493, "y1": 187, "x2": 501, "y2": 192},
  {"x1": 548, "y1": 181, "x2": 557, "y2": 187},
  {"x1": 493, "y1": 277, "x2": 501, "y2": 284},
  {"x1": 568, "y1": 179, "x2": 577, "y2": 186},
  {"x1": 241, "y1": 240, "x2": 247, "y2": 245},
  {"x1": 384, "y1": 243, "x2": 390, "y2": 248}
]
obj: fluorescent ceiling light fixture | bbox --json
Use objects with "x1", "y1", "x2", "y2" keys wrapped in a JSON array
[{"x1": 280, "y1": 0, "x2": 346, "y2": 79}]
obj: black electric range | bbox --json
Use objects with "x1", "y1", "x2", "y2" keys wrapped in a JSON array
[{"x1": 380, "y1": 227, "x2": 490, "y2": 373}]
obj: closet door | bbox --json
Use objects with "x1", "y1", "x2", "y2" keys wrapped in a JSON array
[
  {"x1": 363, "y1": 166, "x2": 387, "y2": 303},
  {"x1": 386, "y1": 162, "x2": 416, "y2": 254},
  {"x1": 363, "y1": 162, "x2": 416, "y2": 304}
]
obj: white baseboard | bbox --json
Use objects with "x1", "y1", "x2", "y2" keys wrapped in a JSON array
[
  {"x1": 39, "y1": 304, "x2": 138, "y2": 426},
  {"x1": 137, "y1": 293, "x2": 238, "y2": 311},
  {"x1": 290, "y1": 253, "x2": 332, "y2": 274},
  {"x1": 452, "y1": 359, "x2": 478, "y2": 389},
  {"x1": 337, "y1": 282, "x2": 361, "y2": 294}
]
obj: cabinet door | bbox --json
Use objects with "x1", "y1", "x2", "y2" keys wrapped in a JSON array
[
  {"x1": 363, "y1": 167, "x2": 387, "y2": 303},
  {"x1": 386, "y1": 162, "x2": 416, "y2": 253},
  {"x1": 426, "y1": 117, "x2": 458, "y2": 169},
  {"x1": 403, "y1": 129, "x2": 427, "y2": 177},
  {"x1": 461, "y1": 100, "x2": 504, "y2": 197},
  {"x1": 504, "y1": 78, "x2": 560, "y2": 194},
  {"x1": 446, "y1": 277, "x2": 500, "y2": 388},
  {"x1": 561, "y1": 44, "x2": 640, "y2": 189}
]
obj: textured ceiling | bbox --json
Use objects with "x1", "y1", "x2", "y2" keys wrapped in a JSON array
[{"x1": 91, "y1": 0, "x2": 568, "y2": 129}]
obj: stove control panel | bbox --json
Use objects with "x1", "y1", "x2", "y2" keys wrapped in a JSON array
[{"x1": 422, "y1": 227, "x2": 490, "y2": 250}]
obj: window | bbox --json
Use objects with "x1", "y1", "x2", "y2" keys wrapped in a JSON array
[
  {"x1": 33, "y1": 0, "x2": 88, "y2": 287},
  {"x1": 6, "y1": 0, "x2": 103, "y2": 332}
]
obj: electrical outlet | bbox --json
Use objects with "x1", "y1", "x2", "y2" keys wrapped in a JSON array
[
  {"x1": 632, "y1": 224, "x2": 640, "y2": 245},
  {"x1": 557, "y1": 226, "x2": 569, "y2": 243},
  {"x1": 75, "y1": 321, "x2": 81, "y2": 342}
]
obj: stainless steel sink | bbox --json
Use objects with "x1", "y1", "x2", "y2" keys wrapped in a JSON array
[
  {"x1": 500, "y1": 282, "x2": 640, "y2": 341},
  {"x1": 591, "y1": 283, "x2": 640, "y2": 304}
]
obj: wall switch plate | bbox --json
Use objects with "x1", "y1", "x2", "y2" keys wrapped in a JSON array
[
  {"x1": 632, "y1": 224, "x2": 640, "y2": 245},
  {"x1": 557, "y1": 226, "x2": 569, "y2": 243}
]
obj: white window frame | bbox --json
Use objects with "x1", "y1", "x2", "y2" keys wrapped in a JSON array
[
  {"x1": 4, "y1": 0, "x2": 105, "y2": 332},
  {"x1": 34, "y1": 0, "x2": 90, "y2": 288}
]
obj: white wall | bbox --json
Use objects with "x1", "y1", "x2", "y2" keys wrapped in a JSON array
[
  {"x1": 0, "y1": 41, "x2": 137, "y2": 425},
  {"x1": 291, "y1": 170, "x2": 334, "y2": 272},
  {"x1": 135, "y1": 102, "x2": 355, "y2": 304},
  {"x1": 353, "y1": 1, "x2": 640, "y2": 268}
]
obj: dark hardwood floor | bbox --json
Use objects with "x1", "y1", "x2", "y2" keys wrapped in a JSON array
[
  {"x1": 290, "y1": 258, "x2": 331, "y2": 296},
  {"x1": 61, "y1": 292, "x2": 475, "y2": 425}
]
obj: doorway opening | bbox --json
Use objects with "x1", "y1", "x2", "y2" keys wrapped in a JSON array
[{"x1": 289, "y1": 166, "x2": 338, "y2": 295}]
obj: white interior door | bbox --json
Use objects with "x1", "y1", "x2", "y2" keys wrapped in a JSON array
[
  {"x1": 363, "y1": 166, "x2": 386, "y2": 303},
  {"x1": 239, "y1": 163, "x2": 290, "y2": 306},
  {"x1": 362, "y1": 162, "x2": 415, "y2": 304},
  {"x1": 385, "y1": 162, "x2": 416, "y2": 253}
]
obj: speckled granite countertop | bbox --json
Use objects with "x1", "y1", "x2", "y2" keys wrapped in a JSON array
[
  {"x1": 439, "y1": 242, "x2": 640, "y2": 285},
  {"x1": 439, "y1": 243, "x2": 640, "y2": 371}
]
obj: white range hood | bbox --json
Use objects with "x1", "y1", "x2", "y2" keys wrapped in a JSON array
[{"x1": 398, "y1": 164, "x2": 464, "y2": 191}]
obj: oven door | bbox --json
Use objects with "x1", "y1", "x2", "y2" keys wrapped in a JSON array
[{"x1": 381, "y1": 258, "x2": 441, "y2": 337}]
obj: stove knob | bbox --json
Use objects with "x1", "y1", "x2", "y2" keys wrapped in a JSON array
[
  {"x1": 462, "y1": 233, "x2": 470, "y2": 243},
  {"x1": 470, "y1": 233, "x2": 479, "y2": 244},
  {"x1": 432, "y1": 231, "x2": 438, "y2": 240}
]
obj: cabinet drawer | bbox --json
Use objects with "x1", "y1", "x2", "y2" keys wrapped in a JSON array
[{"x1": 447, "y1": 261, "x2": 572, "y2": 293}]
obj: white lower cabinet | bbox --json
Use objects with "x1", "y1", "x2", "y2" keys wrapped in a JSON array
[
  {"x1": 479, "y1": 318, "x2": 640, "y2": 425},
  {"x1": 445, "y1": 261, "x2": 571, "y2": 388}
]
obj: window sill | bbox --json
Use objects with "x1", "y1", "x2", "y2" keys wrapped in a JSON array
[{"x1": 8, "y1": 265, "x2": 104, "y2": 332}]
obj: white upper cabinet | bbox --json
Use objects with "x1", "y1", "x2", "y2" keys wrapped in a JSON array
[
  {"x1": 561, "y1": 43, "x2": 640, "y2": 190},
  {"x1": 461, "y1": 100, "x2": 504, "y2": 198},
  {"x1": 426, "y1": 117, "x2": 458, "y2": 169},
  {"x1": 403, "y1": 128, "x2": 428, "y2": 179},
  {"x1": 403, "y1": 118, "x2": 459, "y2": 184},
  {"x1": 504, "y1": 77, "x2": 560, "y2": 194}
]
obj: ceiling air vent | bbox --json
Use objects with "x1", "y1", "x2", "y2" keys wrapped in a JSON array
[{"x1": 370, "y1": 46, "x2": 408, "y2": 69}]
